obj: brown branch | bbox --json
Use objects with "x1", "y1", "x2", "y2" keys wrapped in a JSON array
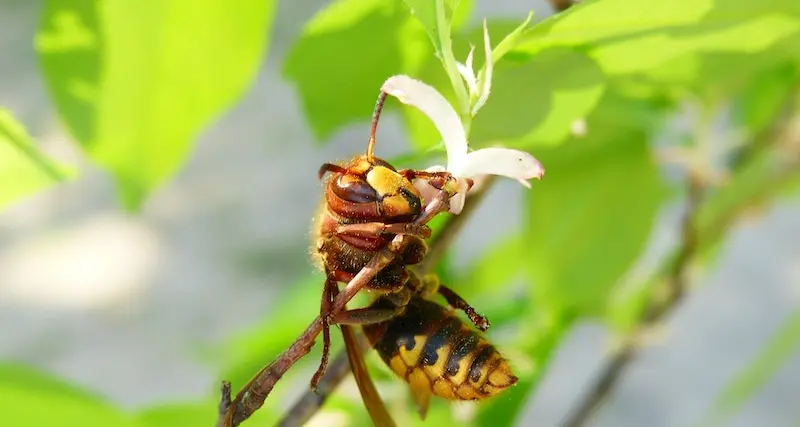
[
  {"x1": 217, "y1": 191, "x2": 452, "y2": 427},
  {"x1": 561, "y1": 100, "x2": 800, "y2": 427},
  {"x1": 276, "y1": 179, "x2": 498, "y2": 427},
  {"x1": 276, "y1": 335, "x2": 363, "y2": 427},
  {"x1": 217, "y1": 382, "x2": 232, "y2": 427},
  {"x1": 548, "y1": 0, "x2": 577, "y2": 13},
  {"x1": 561, "y1": 174, "x2": 705, "y2": 427}
]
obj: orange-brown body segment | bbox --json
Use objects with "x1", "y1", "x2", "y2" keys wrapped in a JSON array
[{"x1": 315, "y1": 155, "x2": 428, "y2": 293}]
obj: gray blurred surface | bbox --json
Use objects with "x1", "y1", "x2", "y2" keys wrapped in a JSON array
[{"x1": 1, "y1": 1, "x2": 799, "y2": 426}]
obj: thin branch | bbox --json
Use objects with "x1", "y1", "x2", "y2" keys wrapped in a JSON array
[
  {"x1": 548, "y1": 0, "x2": 576, "y2": 12},
  {"x1": 276, "y1": 335, "x2": 363, "y2": 427},
  {"x1": 561, "y1": 174, "x2": 705, "y2": 427},
  {"x1": 561, "y1": 103, "x2": 800, "y2": 427},
  {"x1": 217, "y1": 191, "x2": 452, "y2": 427},
  {"x1": 276, "y1": 179, "x2": 498, "y2": 427},
  {"x1": 216, "y1": 382, "x2": 232, "y2": 427}
]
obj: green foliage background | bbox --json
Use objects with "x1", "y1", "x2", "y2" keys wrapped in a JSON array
[{"x1": 2, "y1": 0, "x2": 800, "y2": 426}]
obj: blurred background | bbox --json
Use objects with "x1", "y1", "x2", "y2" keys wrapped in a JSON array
[{"x1": 1, "y1": 0, "x2": 799, "y2": 426}]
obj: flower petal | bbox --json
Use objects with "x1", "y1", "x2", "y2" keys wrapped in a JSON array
[
  {"x1": 456, "y1": 46, "x2": 478, "y2": 96},
  {"x1": 472, "y1": 20, "x2": 493, "y2": 116},
  {"x1": 448, "y1": 178, "x2": 470, "y2": 214},
  {"x1": 457, "y1": 147, "x2": 545, "y2": 186},
  {"x1": 382, "y1": 75, "x2": 468, "y2": 167}
]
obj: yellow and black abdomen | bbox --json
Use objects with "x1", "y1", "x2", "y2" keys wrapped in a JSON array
[{"x1": 362, "y1": 296, "x2": 517, "y2": 401}]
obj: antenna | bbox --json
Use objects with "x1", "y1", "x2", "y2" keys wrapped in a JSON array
[{"x1": 366, "y1": 91, "x2": 387, "y2": 163}]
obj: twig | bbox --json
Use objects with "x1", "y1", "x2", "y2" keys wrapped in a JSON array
[
  {"x1": 548, "y1": 0, "x2": 577, "y2": 13},
  {"x1": 276, "y1": 179, "x2": 498, "y2": 427},
  {"x1": 276, "y1": 333, "x2": 366, "y2": 427},
  {"x1": 217, "y1": 191, "x2": 451, "y2": 427},
  {"x1": 561, "y1": 102, "x2": 800, "y2": 427},
  {"x1": 216, "y1": 382, "x2": 232, "y2": 427},
  {"x1": 561, "y1": 174, "x2": 705, "y2": 427}
]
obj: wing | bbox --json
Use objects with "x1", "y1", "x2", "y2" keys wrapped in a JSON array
[{"x1": 341, "y1": 324, "x2": 397, "y2": 427}]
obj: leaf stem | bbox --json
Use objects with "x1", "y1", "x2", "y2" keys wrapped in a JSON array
[
  {"x1": 435, "y1": 0, "x2": 471, "y2": 125},
  {"x1": 0, "y1": 110, "x2": 68, "y2": 182}
]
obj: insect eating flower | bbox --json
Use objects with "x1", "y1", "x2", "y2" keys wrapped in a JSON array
[{"x1": 381, "y1": 75, "x2": 544, "y2": 214}]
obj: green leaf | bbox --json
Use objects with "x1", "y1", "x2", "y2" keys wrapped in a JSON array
[
  {"x1": 522, "y1": 90, "x2": 669, "y2": 316},
  {"x1": 283, "y1": 0, "x2": 474, "y2": 145},
  {"x1": 0, "y1": 363, "x2": 140, "y2": 427},
  {"x1": 512, "y1": 0, "x2": 800, "y2": 76},
  {"x1": 485, "y1": 11, "x2": 534, "y2": 66},
  {"x1": 284, "y1": 0, "x2": 427, "y2": 143},
  {"x1": 643, "y1": 33, "x2": 800, "y2": 103},
  {"x1": 137, "y1": 401, "x2": 218, "y2": 427},
  {"x1": 734, "y1": 60, "x2": 799, "y2": 133},
  {"x1": 0, "y1": 109, "x2": 75, "y2": 209},
  {"x1": 700, "y1": 305, "x2": 800, "y2": 427},
  {"x1": 470, "y1": 48, "x2": 606, "y2": 148},
  {"x1": 399, "y1": 24, "x2": 606, "y2": 152},
  {"x1": 35, "y1": 0, "x2": 101, "y2": 144},
  {"x1": 460, "y1": 234, "x2": 524, "y2": 295},
  {"x1": 400, "y1": 0, "x2": 472, "y2": 55},
  {"x1": 37, "y1": 0, "x2": 276, "y2": 210}
]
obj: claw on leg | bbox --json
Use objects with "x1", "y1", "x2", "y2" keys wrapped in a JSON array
[{"x1": 438, "y1": 283, "x2": 491, "y2": 332}]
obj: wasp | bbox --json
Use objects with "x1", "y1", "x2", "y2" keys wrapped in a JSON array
[
  {"x1": 359, "y1": 272, "x2": 518, "y2": 419},
  {"x1": 307, "y1": 89, "x2": 516, "y2": 426},
  {"x1": 310, "y1": 90, "x2": 487, "y2": 388},
  {"x1": 323, "y1": 269, "x2": 517, "y2": 425}
]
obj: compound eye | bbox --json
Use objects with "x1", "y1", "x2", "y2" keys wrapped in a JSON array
[{"x1": 333, "y1": 174, "x2": 379, "y2": 203}]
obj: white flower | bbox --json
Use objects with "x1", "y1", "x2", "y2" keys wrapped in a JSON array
[
  {"x1": 456, "y1": 20, "x2": 493, "y2": 116},
  {"x1": 381, "y1": 75, "x2": 544, "y2": 215}
]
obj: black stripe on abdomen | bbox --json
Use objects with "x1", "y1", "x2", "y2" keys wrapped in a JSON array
[
  {"x1": 445, "y1": 329, "x2": 480, "y2": 377},
  {"x1": 468, "y1": 345, "x2": 496, "y2": 383},
  {"x1": 419, "y1": 316, "x2": 462, "y2": 367}
]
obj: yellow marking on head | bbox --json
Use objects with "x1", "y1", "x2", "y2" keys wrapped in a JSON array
[
  {"x1": 398, "y1": 336, "x2": 426, "y2": 367},
  {"x1": 389, "y1": 355, "x2": 408, "y2": 378},
  {"x1": 366, "y1": 166, "x2": 407, "y2": 197},
  {"x1": 348, "y1": 157, "x2": 372, "y2": 175},
  {"x1": 380, "y1": 194, "x2": 413, "y2": 216},
  {"x1": 423, "y1": 345, "x2": 452, "y2": 381},
  {"x1": 432, "y1": 378, "x2": 457, "y2": 400}
]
